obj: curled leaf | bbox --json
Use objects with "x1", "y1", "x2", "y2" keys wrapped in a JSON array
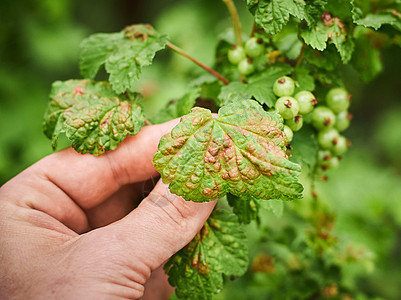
[{"x1": 43, "y1": 79, "x2": 145, "y2": 155}]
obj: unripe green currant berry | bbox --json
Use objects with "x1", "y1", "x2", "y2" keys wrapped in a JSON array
[
  {"x1": 273, "y1": 76, "x2": 295, "y2": 97},
  {"x1": 294, "y1": 91, "x2": 318, "y2": 114},
  {"x1": 286, "y1": 115, "x2": 303, "y2": 132},
  {"x1": 332, "y1": 135, "x2": 348, "y2": 156},
  {"x1": 244, "y1": 37, "x2": 265, "y2": 58},
  {"x1": 275, "y1": 96, "x2": 299, "y2": 119},
  {"x1": 238, "y1": 57, "x2": 255, "y2": 75},
  {"x1": 227, "y1": 45, "x2": 246, "y2": 65},
  {"x1": 326, "y1": 87, "x2": 351, "y2": 113},
  {"x1": 321, "y1": 156, "x2": 340, "y2": 170},
  {"x1": 335, "y1": 111, "x2": 352, "y2": 132},
  {"x1": 311, "y1": 106, "x2": 336, "y2": 130},
  {"x1": 283, "y1": 125, "x2": 293, "y2": 142},
  {"x1": 317, "y1": 150, "x2": 332, "y2": 164},
  {"x1": 317, "y1": 128, "x2": 340, "y2": 150}
]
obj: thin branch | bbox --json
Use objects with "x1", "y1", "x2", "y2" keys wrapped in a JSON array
[
  {"x1": 295, "y1": 41, "x2": 306, "y2": 67},
  {"x1": 222, "y1": 0, "x2": 243, "y2": 46},
  {"x1": 250, "y1": 23, "x2": 258, "y2": 38},
  {"x1": 166, "y1": 42, "x2": 230, "y2": 85}
]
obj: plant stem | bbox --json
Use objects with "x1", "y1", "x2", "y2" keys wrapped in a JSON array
[
  {"x1": 222, "y1": 0, "x2": 243, "y2": 46},
  {"x1": 295, "y1": 41, "x2": 306, "y2": 67},
  {"x1": 144, "y1": 119, "x2": 152, "y2": 126},
  {"x1": 166, "y1": 42, "x2": 230, "y2": 85},
  {"x1": 250, "y1": 23, "x2": 258, "y2": 37}
]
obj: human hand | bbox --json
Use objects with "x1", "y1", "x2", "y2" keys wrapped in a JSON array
[{"x1": 0, "y1": 119, "x2": 217, "y2": 299}]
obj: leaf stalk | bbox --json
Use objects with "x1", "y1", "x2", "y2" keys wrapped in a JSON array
[{"x1": 166, "y1": 42, "x2": 230, "y2": 85}]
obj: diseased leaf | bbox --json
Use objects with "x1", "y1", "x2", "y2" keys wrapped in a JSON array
[
  {"x1": 301, "y1": 18, "x2": 354, "y2": 63},
  {"x1": 218, "y1": 64, "x2": 293, "y2": 107},
  {"x1": 153, "y1": 100, "x2": 303, "y2": 203},
  {"x1": 249, "y1": 0, "x2": 328, "y2": 35},
  {"x1": 227, "y1": 193, "x2": 260, "y2": 224},
  {"x1": 165, "y1": 209, "x2": 248, "y2": 300},
  {"x1": 43, "y1": 79, "x2": 145, "y2": 155},
  {"x1": 80, "y1": 24, "x2": 167, "y2": 94}
]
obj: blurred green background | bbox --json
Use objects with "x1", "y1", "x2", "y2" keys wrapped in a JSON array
[{"x1": 1, "y1": 0, "x2": 401, "y2": 299}]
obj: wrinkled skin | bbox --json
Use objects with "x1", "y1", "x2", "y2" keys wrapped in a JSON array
[{"x1": 0, "y1": 119, "x2": 216, "y2": 299}]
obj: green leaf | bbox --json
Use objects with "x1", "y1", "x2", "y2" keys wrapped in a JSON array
[
  {"x1": 150, "y1": 88, "x2": 201, "y2": 124},
  {"x1": 43, "y1": 79, "x2": 145, "y2": 155},
  {"x1": 218, "y1": 64, "x2": 293, "y2": 107},
  {"x1": 249, "y1": 0, "x2": 328, "y2": 36},
  {"x1": 301, "y1": 19, "x2": 354, "y2": 63},
  {"x1": 289, "y1": 124, "x2": 319, "y2": 171},
  {"x1": 227, "y1": 193, "x2": 260, "y2": 224},
  {"x1": 273, "y1": 32, "x2": 303, "y2": 60},
  {"x1": 80, "y1": 24, "x2": 167, "y2": 94},
  {"x1": 351, "y1": 31, "x2": 383, "y2": 82},
  {"x1": 153, "y1": 100, "x2": 303, "y2": 203},
  {"x1": 294, "y1": 66, "x2": 315, "y2": 92},
  {"x1": 260, "y1": 199, "x2": 284, "y2": 217},
  {"x1": 351, "y1": 0, "x2": 401, "y2": 31},
  {"x1": 165, "y1": 209, "x2": 248, "y2": 299},
  {"x1": 303, "y1": 45, "x2": 341, "y2": 71},
  {"x1": 191, "y1": 75, "x2": 221, "y2": 101}
]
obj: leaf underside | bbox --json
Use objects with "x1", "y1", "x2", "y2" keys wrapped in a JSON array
[
  {"x1": 165, "y1": 209, "x2": 248, "y2": 300},
  {"x1": 43, "y1": 79, "x2": 145, "y2": 156},
  {"x1": 153, "y1": 100, "x2": 303, "y2": 203}
]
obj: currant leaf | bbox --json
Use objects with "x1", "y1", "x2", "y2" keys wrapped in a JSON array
[
  {"x1": 218, "y1": 64, "x2": 293, "y2": 107},
  {"x1": 227, "y1": 193, "x2": 260, "y2": 224},
  {"x1": 79, "y1": 24, "x2": 167, "y2": 94},
  {"x1": 43, "y1": 79, "x2": 145, "y2": 155},
  {"x1": 150, "y1": 88, "x2": 201, "y2": 124},
  {"x1": 351, "y1": 0, "x2": 401, "y2": 32},
  {"x1": 248, "y1": 0, "x2": 328, "y2": 35},
  {"x1": 301, "y1": 18, "x2": 354, "y2": 63},
  {"x1": 165, "y1": 209, "x2": 248, "y2": 300},
  {"x1": 293, "y1": 66, "x2": 315, "y2": 93},
  {"x1": 261, "y1": 199, "x2": 285, "y2": 218},
  {"x1": 153, "y1": 100, "x2": 303, "y2": 203}
]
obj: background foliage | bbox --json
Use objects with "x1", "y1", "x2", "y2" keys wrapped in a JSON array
[{"x1": 1, "y1": 0, "x2": 401, "y2": 299}]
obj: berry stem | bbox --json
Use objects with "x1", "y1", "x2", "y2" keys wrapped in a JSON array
[
  {"x1": 166, "y1": 42, "x2": 230, "y2": 85},
  {"x1": 222, "y1": 0, "x2": 243, "y2": 46},
  {"x1": 295, "y1": 41, "x2": 306, "y2": 67},
  {"x1": 250, "y1": 23, "x2": 257, "y2": 37}
]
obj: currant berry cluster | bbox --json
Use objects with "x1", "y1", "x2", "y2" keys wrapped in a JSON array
[
  {"x1": 272, "y1": 76, "x2": 317, "y2": 143},
  {"x1": 227, "y1": 37, "x2": 264, "y2": 75},
  {"x1": 271, "y1": 77, "x2": 352, "y2": 177},
  {"x1": 312, "y1": 87, "x2": 352, "y2": 175}
]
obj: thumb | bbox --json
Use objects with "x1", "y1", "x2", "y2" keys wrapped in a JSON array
[{"x1": 108, "y1": 180, "x2": 216, "y2": 271}]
